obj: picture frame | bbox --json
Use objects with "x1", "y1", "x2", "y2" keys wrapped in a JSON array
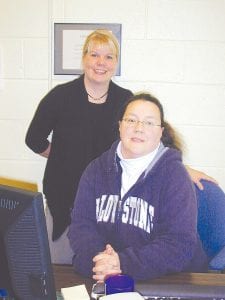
[{"x1": 54, "y1": 23, "x2": 122, "y2": 76}]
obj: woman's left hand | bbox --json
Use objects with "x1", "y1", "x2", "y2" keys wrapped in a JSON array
[{"x1": 92, "y1": 244, "x2": 121, "y2": 281}]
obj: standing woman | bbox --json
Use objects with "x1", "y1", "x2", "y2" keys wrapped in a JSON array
[{"x1": 25, "y1": 30, "x2": 132, "y2": 263}]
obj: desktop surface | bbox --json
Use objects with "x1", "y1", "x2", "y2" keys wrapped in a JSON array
[
  {"x1": 53, "y1": 265, "x2": 225, "y2": 299},
  {"x1": 53, "y1": 264, "x2": 94, "y2": 295}
]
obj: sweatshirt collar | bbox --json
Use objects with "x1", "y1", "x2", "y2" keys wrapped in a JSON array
[{"x1": 116, "y1": 141, "x2": 160, "y2": 173}]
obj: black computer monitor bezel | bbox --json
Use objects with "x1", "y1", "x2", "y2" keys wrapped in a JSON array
[{"x1": 0, "y1": 184, "x2": 57, "y2": 299}]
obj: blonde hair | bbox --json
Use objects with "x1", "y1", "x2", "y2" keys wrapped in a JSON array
[{"x1": 82, "y1": 29, "x2": 120, "y2": 60}]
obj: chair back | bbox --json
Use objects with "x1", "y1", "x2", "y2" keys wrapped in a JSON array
[{"x1": 196, "y1": 180, "x2": 225, "y2": 270}]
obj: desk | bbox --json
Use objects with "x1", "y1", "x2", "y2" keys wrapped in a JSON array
[
  {"x1": 53, "y1": 264, "x2": 225, "y2": 296},
  {"x1": 53, "y1": 264, "x2": 94, "y2": 295}
]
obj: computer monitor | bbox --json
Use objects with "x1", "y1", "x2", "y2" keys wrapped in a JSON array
[{"x1": 0, "y1": 184, "x2": 57, "y2": 299}]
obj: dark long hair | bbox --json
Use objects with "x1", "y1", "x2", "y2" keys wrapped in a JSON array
[{"x1": 118, "y1": 93, "x2": 183, "y2": 153}]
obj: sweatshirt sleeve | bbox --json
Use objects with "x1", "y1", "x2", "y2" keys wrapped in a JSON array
[
  {"x1": 118, "y1": 161, "x2": 202, "y2": 280},
  {"x1": 25, "y1": 87, "x2": 61, "y2": 154},
  {"x1": 68, "y1": 163, "x2": 106, "y2": 278}
]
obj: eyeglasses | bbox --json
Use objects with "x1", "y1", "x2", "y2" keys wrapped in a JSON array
[{"x1": 122, "y1": 118, "x2": 161, "y2": 129}]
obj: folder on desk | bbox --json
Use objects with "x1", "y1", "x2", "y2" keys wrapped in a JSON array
[{"x1": 61, "y1": 284, "x2": 90, "y2": 300}]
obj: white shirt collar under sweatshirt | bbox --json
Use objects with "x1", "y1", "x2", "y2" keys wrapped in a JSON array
[{"x1": 117, "y1": 142, "x2": 160, "y2": 198}]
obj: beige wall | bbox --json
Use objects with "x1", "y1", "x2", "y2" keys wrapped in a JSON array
[{"x1": 0, "y1": 0, "x2": 225, "y2": 191}]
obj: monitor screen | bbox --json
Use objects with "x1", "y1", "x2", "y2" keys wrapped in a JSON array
[{"x1": 0, "y1": 184, "x2": 57, "y2": 300}]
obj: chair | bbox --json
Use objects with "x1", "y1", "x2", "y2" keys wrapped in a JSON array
[
  {"x1": 196, "y1": 180, "x2": 225, "y2": 272},
  {"x1": 0, "y1": 176, "x2": 38, "y2": 192}
]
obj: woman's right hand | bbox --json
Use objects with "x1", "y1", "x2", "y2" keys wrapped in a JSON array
[{"x1": 40, "y1": 143, "x2": 51, "y2": 158}]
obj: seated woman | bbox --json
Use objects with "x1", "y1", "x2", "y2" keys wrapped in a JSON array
[{"x1": 68, "y1": 93, "x2": 208, "y2": 281}]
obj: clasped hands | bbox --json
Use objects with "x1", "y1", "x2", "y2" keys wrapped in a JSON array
[{"x1": 92, "y1": 244, "x2": 121, "y2": 281}]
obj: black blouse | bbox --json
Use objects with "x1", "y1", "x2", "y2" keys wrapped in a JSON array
[{"x1": 25, "y1": 75, "x2": 132, "y2": 239}]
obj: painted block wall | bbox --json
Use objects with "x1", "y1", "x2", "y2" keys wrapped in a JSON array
[{"x1": 0, "y1": 0, "x2": 225, "y2": 192}]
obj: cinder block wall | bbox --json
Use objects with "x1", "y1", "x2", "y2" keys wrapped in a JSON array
[{"x1": 0, "y1": 0, "x2": 225, "y2": 191}]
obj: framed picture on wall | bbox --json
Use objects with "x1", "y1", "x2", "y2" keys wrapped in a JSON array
[{"x1": 54, "y1": 23, "x2": 122, "y2": 76}]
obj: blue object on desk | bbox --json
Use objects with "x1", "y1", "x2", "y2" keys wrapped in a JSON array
[
  {"x1": 105, "y1": 274, "x2": 134, "y2": 295},
  {"x1": 0, "y1": 289, "x2": 7, "y2": 297}
]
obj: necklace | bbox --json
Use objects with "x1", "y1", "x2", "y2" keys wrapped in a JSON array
[{"x1": 86, "y1": 90, "x2": 108, "y2": 101}]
